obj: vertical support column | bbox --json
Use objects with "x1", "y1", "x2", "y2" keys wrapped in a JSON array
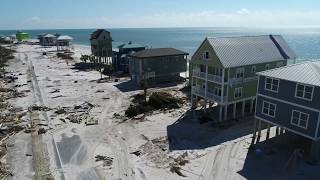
[
  {"x1": 219, "y1": 105, "x2": 223, "y2": 122},
  {"x1": 221, "y1": 68, "x2": 225, "y2": 104},
  {"x1": 224, "y1": 104, "x2": 228, "y2": 121},
  {"x1": 204, "y1": 65, "x2": 208, "y2": 112},
  {"x1": 249, "y1": 98, "x2": 254, "y2": 114},
  {"x1": 256, "y1": 119, "x2": 262, "y2": 143},
  {"x1": 276, "y1": 127, "x2": 280, "y2": 136},
  {"x1": 251, "y1": 118, "x2": 258, "y2": 145},
  {"x1": 233, "y1": 103, "x2": 237, "y2": 119},
  {"x1": 309, "y1": 140, "x2": 320, "y2": 162},
  {"x1": 266, "y1": 123, "x2": 271, "y2": 140},
  {"x1": 242, "y1": 100, "x2": 246, "y2": 117},
  {"x1": 191, "y1": 74, "x2": 194, "y2": 107},
  {"x1": 280, "y1": 128, "x2": 284, "y2": 135}
]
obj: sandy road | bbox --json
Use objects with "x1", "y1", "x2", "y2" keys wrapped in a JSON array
[
  {"x1": 98, "y1": 88, "x2": 136, "y2": 180},
  {"x1": 26, "y1": 53, "x2": 65, "y2": 180}
]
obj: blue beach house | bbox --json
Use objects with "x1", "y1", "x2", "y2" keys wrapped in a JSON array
[{"x1": 255, "y1": 61, "x2": 320, "y2": 159}]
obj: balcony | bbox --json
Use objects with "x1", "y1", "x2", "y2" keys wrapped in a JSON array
[
  {"x1": 229, "y1": 76, "x2": 259, "y2": 86},
  {"x1": 192, "y1": 70, "x2": 206, "y2": 79},
  {"x1": 193, "y1": 69, "x2": 223, "y2": 83},
  {"x1": 192, "y1": 86, "x2": 226, "y2": 103}
]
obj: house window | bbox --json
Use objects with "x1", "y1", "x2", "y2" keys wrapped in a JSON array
[
  {"x1": 251, "y1": 66, "x2": 256, "y2": 73},
  {"x1": 265, "y1": 64, "x2": 270, "y2": 70},
  {"x1": 214, "y1": 87, "x2": 222, "y2": 96},
  {"x1": 291, "y1": 110, "x2": 309, "y2": 129},
  {"x1": 234, "y1": 87, "x2": 242, "y2": 98},
  {"x1": 295, "y1": 83, "x2": 314, "y2": 101},
  {"x1": 262, "y1": 101, "x2": 276, "y2": 118},
  {"x1": 203, "y1": 51, "x2": 209, "y2": 60},
  {"x1": 236, "y1": 68, "x2": 244, "y2": 78},
  {"x1": 265, "y1": 77, "x2": 279, "y2": 92},
  {"x1": 276, "y1": 62, "x2": 283, "y2": 67}
]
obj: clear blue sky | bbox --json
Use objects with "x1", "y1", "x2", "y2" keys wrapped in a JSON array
[{"x1": 1, "y1": 0, "x2": 320, "y2": 29}]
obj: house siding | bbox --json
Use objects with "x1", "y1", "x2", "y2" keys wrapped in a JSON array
[
  {"x1": 191, "y1": 39, "x2": 223, "y2": 68},
  {"x1": 129, "y1": 55, "x2": 186, "y2": 85},
  {"x1": 229, "y1": 60, "x2": 285, "y2": 79},
  {"x1": 258, "y1": 76, "x2": 320, "y2": 110},
  {"x1": 228, "y1": 81, "x2": 257, "y2": 102},
  {"x1": 256, "y1": 95, "x2": 319, "y2": 138},
  {"x1": 318, "y1": 119, "x2": 320, "y2": 138}
]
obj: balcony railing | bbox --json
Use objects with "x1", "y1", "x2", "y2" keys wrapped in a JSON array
[
  {"x1": 229, "y1": 76, "x2": 258, "y2": 86},
  {"x1": 193, "y1": 69, "x2": 223, "y2": 83},
  {"x1": 192, "y1": 86, "x2": 226, "y2": 103},
  {"x1": 193, "y1": 69, "x2": 258, "y2": 86},
  {"x1": 207, "y1": 73, "x2": 223, "y2": 83}
]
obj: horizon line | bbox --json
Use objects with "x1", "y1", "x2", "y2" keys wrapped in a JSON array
[{"x1": 1, "y1": 25, "x2": 320, "y2": 31}]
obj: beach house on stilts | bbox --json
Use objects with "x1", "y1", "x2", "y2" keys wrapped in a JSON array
[
  {"x1": 90, "y1": 29, "x2": 113, "y2": 64},
  {"x1": 190, "y1": 35, "x2": 296, "y2": 122},
  {"x1": 254, "y1": 61, "x2": 320, "y2": 160}
]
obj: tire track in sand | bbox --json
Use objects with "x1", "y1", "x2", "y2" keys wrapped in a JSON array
[{"x1": 199, "y1": 141, "x2": 241, "y2": 180}]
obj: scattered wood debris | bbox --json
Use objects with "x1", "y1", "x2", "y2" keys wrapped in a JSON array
[
  {"x1": 28, "y1": 105, "x2": 51, "y2": 112},
  {"x1": 54, "y1": 102, "x2": 95, "y2": 124},
  {"x1": 95, "y1": 155, "x2": 113, "y2": 167}
]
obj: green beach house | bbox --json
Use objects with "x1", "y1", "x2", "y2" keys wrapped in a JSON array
[
  {"x1": 16, "y1": 31, "x2": 30, "y2": 41},
  {"x1": 190, "y1": 35, "x2": 296, "y2": 121}
]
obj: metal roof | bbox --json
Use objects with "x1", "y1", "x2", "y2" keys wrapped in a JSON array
[
  {"x1": 43, "y1": 34, "x2": 56, "y2": 38},
  {"x1": 129, "y1": 48, "x2": 189, "y2": 59},
  {"x1": 206, "y1": 35, "x2": 297, "y2": 68},
  {"x1": 257, "y1": 61, "x2": 320, "y2": 86},
  {"x1": 118, "y1": 41, "x2": 145, "y2": 49},
  {"x1": 57, "y1": 35, "x2": 73, "y2": 41},
  {"x1": 90, "y1": 29, "x2": 110, "y2": 40}
]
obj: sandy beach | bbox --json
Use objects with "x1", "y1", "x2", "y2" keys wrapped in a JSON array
[{"x1": 0, "y1": 43, "x2": 318, "y2": 180}]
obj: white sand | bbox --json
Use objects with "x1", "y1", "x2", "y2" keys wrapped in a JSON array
[{"x1": 4, "y1": 44, "x2": 319, "y2": 180}]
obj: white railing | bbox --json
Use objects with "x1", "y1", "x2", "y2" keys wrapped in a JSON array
[
  {"x1": 193, "y1": 69, "x2": 223, "y2": 83},
  {"x1": 192, "y1": 87, "x2": 226, "y2": 103},
  {"x1": 207, "y1": 74, "x2": 223, "y2": 83},
  {"x1": 229, "y1": 76, "x2": 258, "y2": 86}
]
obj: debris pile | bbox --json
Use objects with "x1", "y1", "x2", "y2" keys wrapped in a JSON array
[
  {"x1": 137, "y1": 136, "x2": 191, "y2": 177},
  {"x1": 0, "y1": 162, "x2": 13, "y2": 178},
  {"x1": 125, "y1": 91, "x2": 183, "y2": 118},
  {"x1": 95, "y1": 155, "x2": 113, "y2": 167},
  {"x1": 57, "y1": 52, "x2": 73, "y2": 60},
  {"x1": 0, "y1": 88, "x2": 26, "y2": 99},
  {"x1": 139, "y1": 137, "x2": 171, "y2": 168},
  {"x1": 28, "y1": 105, "x2": 51, "y2": 112},
  {"x1": 0, "y1": 81, "x2": 26, "y2": 178},
  {"x1": 54, "y1": 102, "x2": 95, "y2": 124}
]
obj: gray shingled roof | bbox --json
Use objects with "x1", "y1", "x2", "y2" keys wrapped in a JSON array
[
  {"x1": 257, "y1": 61, "x2": 320, "y2": 86},
  {"x1": 129, "y1": 48, "x2": 189, "y2": 59},
  {"x1": 207, "y1": 35, "x2": 297, "y2": 68}
]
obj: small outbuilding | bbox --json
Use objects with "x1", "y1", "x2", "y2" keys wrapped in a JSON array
[
  {"x1": 16, "y1": 31, "x2": 30, "y2": 42},
  {"x1": 128, "y1": 48, "x2": 188, "y2": 86},
  {"x1": 38, "y1": 34, "x2": 57, "y2": 46},
  {"x1": 56, "y1": 35, "x2": 73, "y2": 51}
]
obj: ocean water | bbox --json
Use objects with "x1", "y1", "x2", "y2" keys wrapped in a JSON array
[{"x1": 1, "y1": 27, "x2": 320, "y2": 62}]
